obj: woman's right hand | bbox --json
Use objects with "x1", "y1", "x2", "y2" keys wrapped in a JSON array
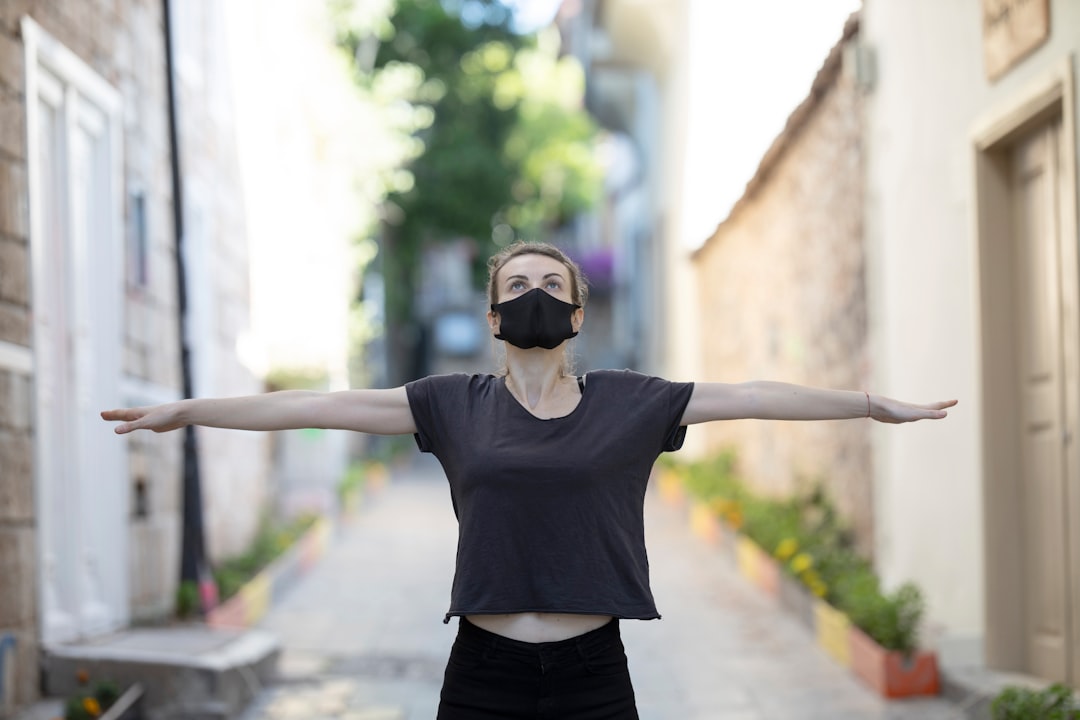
[{"x1": 101, "y1": 402, "x2": 187, "y2": 434}]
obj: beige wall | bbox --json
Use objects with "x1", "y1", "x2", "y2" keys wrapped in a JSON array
[
  {"x1": 861, "y1": 0, "x2": 1080, "y2": 664},
  {"x1": 692, "y1": 34, "x2": 872, "y2": 552}
]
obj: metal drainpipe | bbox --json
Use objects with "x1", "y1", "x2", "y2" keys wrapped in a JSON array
[{"x1": 162, "y1": 0, "x2": 212, "y2": 611}]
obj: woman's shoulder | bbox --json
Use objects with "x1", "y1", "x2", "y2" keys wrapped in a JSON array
[
  {"x1": 408, "y1": 372, "x2": 499, "y2": 394},
  {"x1": 586, "y1": 368, "x2": 664, "y2": 384}
]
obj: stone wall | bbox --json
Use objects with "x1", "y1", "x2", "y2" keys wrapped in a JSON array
[{"x1": 692, "y1": 29, "x2": 873, "y2": 553}]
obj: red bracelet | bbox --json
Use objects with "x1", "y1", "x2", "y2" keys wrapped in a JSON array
[{"x1": 864, "y1": 391, "x2": 871, "y2": 418}]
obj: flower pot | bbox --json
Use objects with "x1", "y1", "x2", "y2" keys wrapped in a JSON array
[
  {"x1": 736, "y1": 536, "x2": 760, "y2": 586},
  {"x1": 849, "y1": 627, "x2": 940, "y2": 698},
  {"x1": 656, "y1": 468, "x2": 686, "y2": 507},
  {"x1": 814, "y1": 599, "x2": 852, "y2": 668},
  {"x1": 689, "y1": 502, "x2": 721, "y2": 545},
  {"x1": 754, "y1": 547, "x2": 780, "y2": 598}
]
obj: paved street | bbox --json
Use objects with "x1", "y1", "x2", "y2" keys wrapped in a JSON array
[{"x1": 241, "y1": 453, "x2": 962, "y2": 720}]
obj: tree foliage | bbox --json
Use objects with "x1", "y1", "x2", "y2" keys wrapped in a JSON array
[{"x1": 333, "y1": 0, "x2": 603, "y2": 362}]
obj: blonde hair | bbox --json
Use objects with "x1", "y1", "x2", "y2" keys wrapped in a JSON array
[{"x1": 486, "y1": 241, "x2": 589, "y2": 376}]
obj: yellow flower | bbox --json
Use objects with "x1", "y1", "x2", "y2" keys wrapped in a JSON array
[
  {"x1": 808, "y1": 579, "x2": 828, "y2": 597},
  {"x1": 82, "y1": 697, "x2": 102, "y2": 717},
  {"x1": 774, "y1": 538, "x2": 799, "y2": 561},
  {"x1": 724, "y1": 507, "x2": 743, "y2": 530},
  {"x1": 789, "y1": 553, "x2": 814, "y2": 574}
]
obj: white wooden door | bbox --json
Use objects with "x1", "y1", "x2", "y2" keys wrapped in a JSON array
[
  {"x1": 24, "y1": 19, "x2": 127, "y2": 644},
  {"x1": 1011, "y1": 117, "x2": 1072, "y2": 682}
]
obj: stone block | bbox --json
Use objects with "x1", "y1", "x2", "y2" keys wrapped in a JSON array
[
  {"x1": 0, "y1": 86, "x2": 25, "y2": 163},
  {"x1": 0, "y1": 157, "x2": 28, "y2": 238},
  {"x1": 0, "y1": 370, "x2": 30, "y2": 431},
  {"x1": 0, "y1": 0, "x2": 35, "y2": 35},
  {"x1": 0, "y1": 526, "x2": 36, "y2": 627},
  {"x1": 0, "y1": 302, "x2": 28, "y2": 347},
  {"x1": 0, "y1": 430, "x2": 32, "y2": 522},
  {"x1": 0, "y1": 237, "x2": 28, "y2": 305},
  {"x1": 0, "y1": 29, "x2": 24, "y2": 96},
  {"x1": 0, "y1": 628, "x2": 39, "y2": 712}
]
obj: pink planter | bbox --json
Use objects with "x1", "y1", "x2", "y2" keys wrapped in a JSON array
[{"x1": 849, "y1": 627, "x2": 940, "y2": 698}]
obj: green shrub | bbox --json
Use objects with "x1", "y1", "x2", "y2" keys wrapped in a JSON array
[
  {"x1": 64, "y1": 679, "x2": 121, "y2": 720},
  {"x1": 665, "y1": 453, "x2": 927, "y2": 653},
  {"x1": 337, "y1": 461, "x2": 367, "y2": 501},
  {"x1": 175, "y1": 579, "x2": 200, "y2": 618},
  {"x1": 832, "y1": 571, "x2": 924, "y2": 654},
  {"x1": 212, "y1": 513, "x2": 318, "y2": 602},
  {"x1": 991, "y1": 683, "x2": 1080, "y2": 719}
]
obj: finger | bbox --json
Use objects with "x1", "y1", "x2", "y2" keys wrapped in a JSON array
[{"x1": 101, "y1": 408, "x2": 143, "y2": 421}]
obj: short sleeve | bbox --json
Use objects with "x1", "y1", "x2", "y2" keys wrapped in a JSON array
[
  {"x1": 404, "y1": 374, "x2": 467, "y2": 454},
  {"x1": 663, "y1": 379, "x2": 695, "y2": 452},
  {"x1": 593, "y1": 370, "x2": 694, "y2": 455}
]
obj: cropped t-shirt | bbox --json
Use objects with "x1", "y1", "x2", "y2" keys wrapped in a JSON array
[{"x1": 404, "y1": 369, "x2": 695, "y2": 623}]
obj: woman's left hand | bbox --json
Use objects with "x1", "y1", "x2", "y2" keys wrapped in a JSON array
[{"x1": 869, "y1": 396, "x2": 957, "y2": 424}]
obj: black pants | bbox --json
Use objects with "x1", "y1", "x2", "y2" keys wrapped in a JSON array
[{"x1": 437, "y1": 617, "x2": 640, "y2": 720}]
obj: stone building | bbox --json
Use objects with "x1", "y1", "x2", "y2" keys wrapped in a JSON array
[
  {"x1": 691, "y1": 16, "x2": 872, "y2": 552},
  {"x1": 0, "y1": 2, "x2": 267, "y2": 714}
]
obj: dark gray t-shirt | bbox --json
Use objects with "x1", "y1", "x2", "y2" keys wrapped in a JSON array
[{"x1": 405, "y1": 369, "x2": 695, "y2": 623}]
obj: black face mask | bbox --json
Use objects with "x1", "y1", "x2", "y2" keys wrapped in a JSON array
[{"x1": 491, "y1": 288, "x2": 580, "y2": 350}]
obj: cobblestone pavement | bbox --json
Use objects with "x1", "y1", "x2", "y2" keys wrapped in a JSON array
[{"x1": 240, "y1": 454, "x2": 964, "y2": 720}]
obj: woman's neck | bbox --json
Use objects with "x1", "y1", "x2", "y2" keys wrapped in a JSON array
[{"x1": 504, "y1": 349, "x2": 569, "y2": 409}]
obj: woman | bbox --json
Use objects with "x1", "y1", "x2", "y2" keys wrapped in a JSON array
[{"x1": 102, "y1": 241, "x2": 955, "y2": 719}]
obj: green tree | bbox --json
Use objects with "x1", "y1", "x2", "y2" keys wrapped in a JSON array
[{"x1": 333, "y1": 0, "x2": 603, "y2": 381}]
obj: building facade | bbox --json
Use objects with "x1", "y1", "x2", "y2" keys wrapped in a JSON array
[
  {"x1": 0, "y1": 2, "x2": 267, "y2": 713},
  {"x1": 861, "y1": 0, "x2": 1080, "y2": 685},
  {"x1": 691, "y1": 17, "x2": 873, "y2": 553},
  {"x1": 556, "y1": 0, "x2": 696, "y2": 379}
]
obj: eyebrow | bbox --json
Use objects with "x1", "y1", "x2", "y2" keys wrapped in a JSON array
[{"x1": 505, "y1": 272, "x2": 565, "y2": 284}]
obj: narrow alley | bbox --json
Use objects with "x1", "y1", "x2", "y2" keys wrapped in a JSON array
[{"x1": 240, "y1": 454, "x2": 961, "y2": 720}]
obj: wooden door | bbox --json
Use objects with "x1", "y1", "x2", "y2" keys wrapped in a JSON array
[{"x1": 1011, "y1": 116, "x2": 1072, "y2": 682}]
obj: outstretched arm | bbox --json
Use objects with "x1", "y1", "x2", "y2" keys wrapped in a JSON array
[
  {"x1": 680, "y1": 381, "x2": 956, "y2": 425},
  {"x1": 101, "y1": 387, "x2": 416, "y2": 436}
]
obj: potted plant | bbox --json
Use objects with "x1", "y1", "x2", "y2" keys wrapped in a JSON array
[
  {"x1": 991, "y1": 683, "x2": 1080, "y2": 719},
  {"x1": 61, "y1": 672, "x2": 142, "y2": 720},
  {"x1": 839, "y1": 575, "x2": 939, "y2": 698}
]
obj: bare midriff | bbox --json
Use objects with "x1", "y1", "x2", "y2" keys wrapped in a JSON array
[{"x1": 465, "y1": 612, "x2": 613, "y2": 643}]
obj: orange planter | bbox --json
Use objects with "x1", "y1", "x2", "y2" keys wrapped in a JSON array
[
  {"x1": 755, "y1": 548, "x2": 780, "y2": 598},
  {"x1": 849, "y1": 627, "x2": 940, "y2": 698}
]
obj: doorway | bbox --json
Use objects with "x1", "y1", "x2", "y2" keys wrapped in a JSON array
[
  {"x1": 23, "y1": 18, "x2": 127, "y2": 644},
  {"x1": 976, "y1": 60, "x2": 1080, "y2": 685}
]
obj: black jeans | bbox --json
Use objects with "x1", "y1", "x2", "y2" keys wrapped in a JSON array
[{"x1": 437, "y1": 617, "x2": 640, "y2": 720}]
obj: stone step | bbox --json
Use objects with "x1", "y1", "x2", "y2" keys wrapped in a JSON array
[{"x1": 42, "y1": 625, "x2": 279, "y2": 720}]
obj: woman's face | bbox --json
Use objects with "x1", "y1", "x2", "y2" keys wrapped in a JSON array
[
  {"x1": 489, "y1": 253, "x2": 584, "y2": 336},
  {"x1": 494, "y1": 253, "x2": 575, "y2": 305}
]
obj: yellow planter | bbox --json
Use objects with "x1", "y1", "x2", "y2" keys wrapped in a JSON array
[
  {"x1": 736, "y1": 536, "x2": 760, "y2": 585},
  {"x1": 689, "y1": 502, "x2": 719, "y2": 543},
  {"x1": 240, "y1": 571, "x2": 271, "y2": 625},
  {"x1": 814, "y1": 599, "x2": 852, "y2": 667},
  {"x1": 657, "y1": 468, "x2": 685, "y2": 505}
]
